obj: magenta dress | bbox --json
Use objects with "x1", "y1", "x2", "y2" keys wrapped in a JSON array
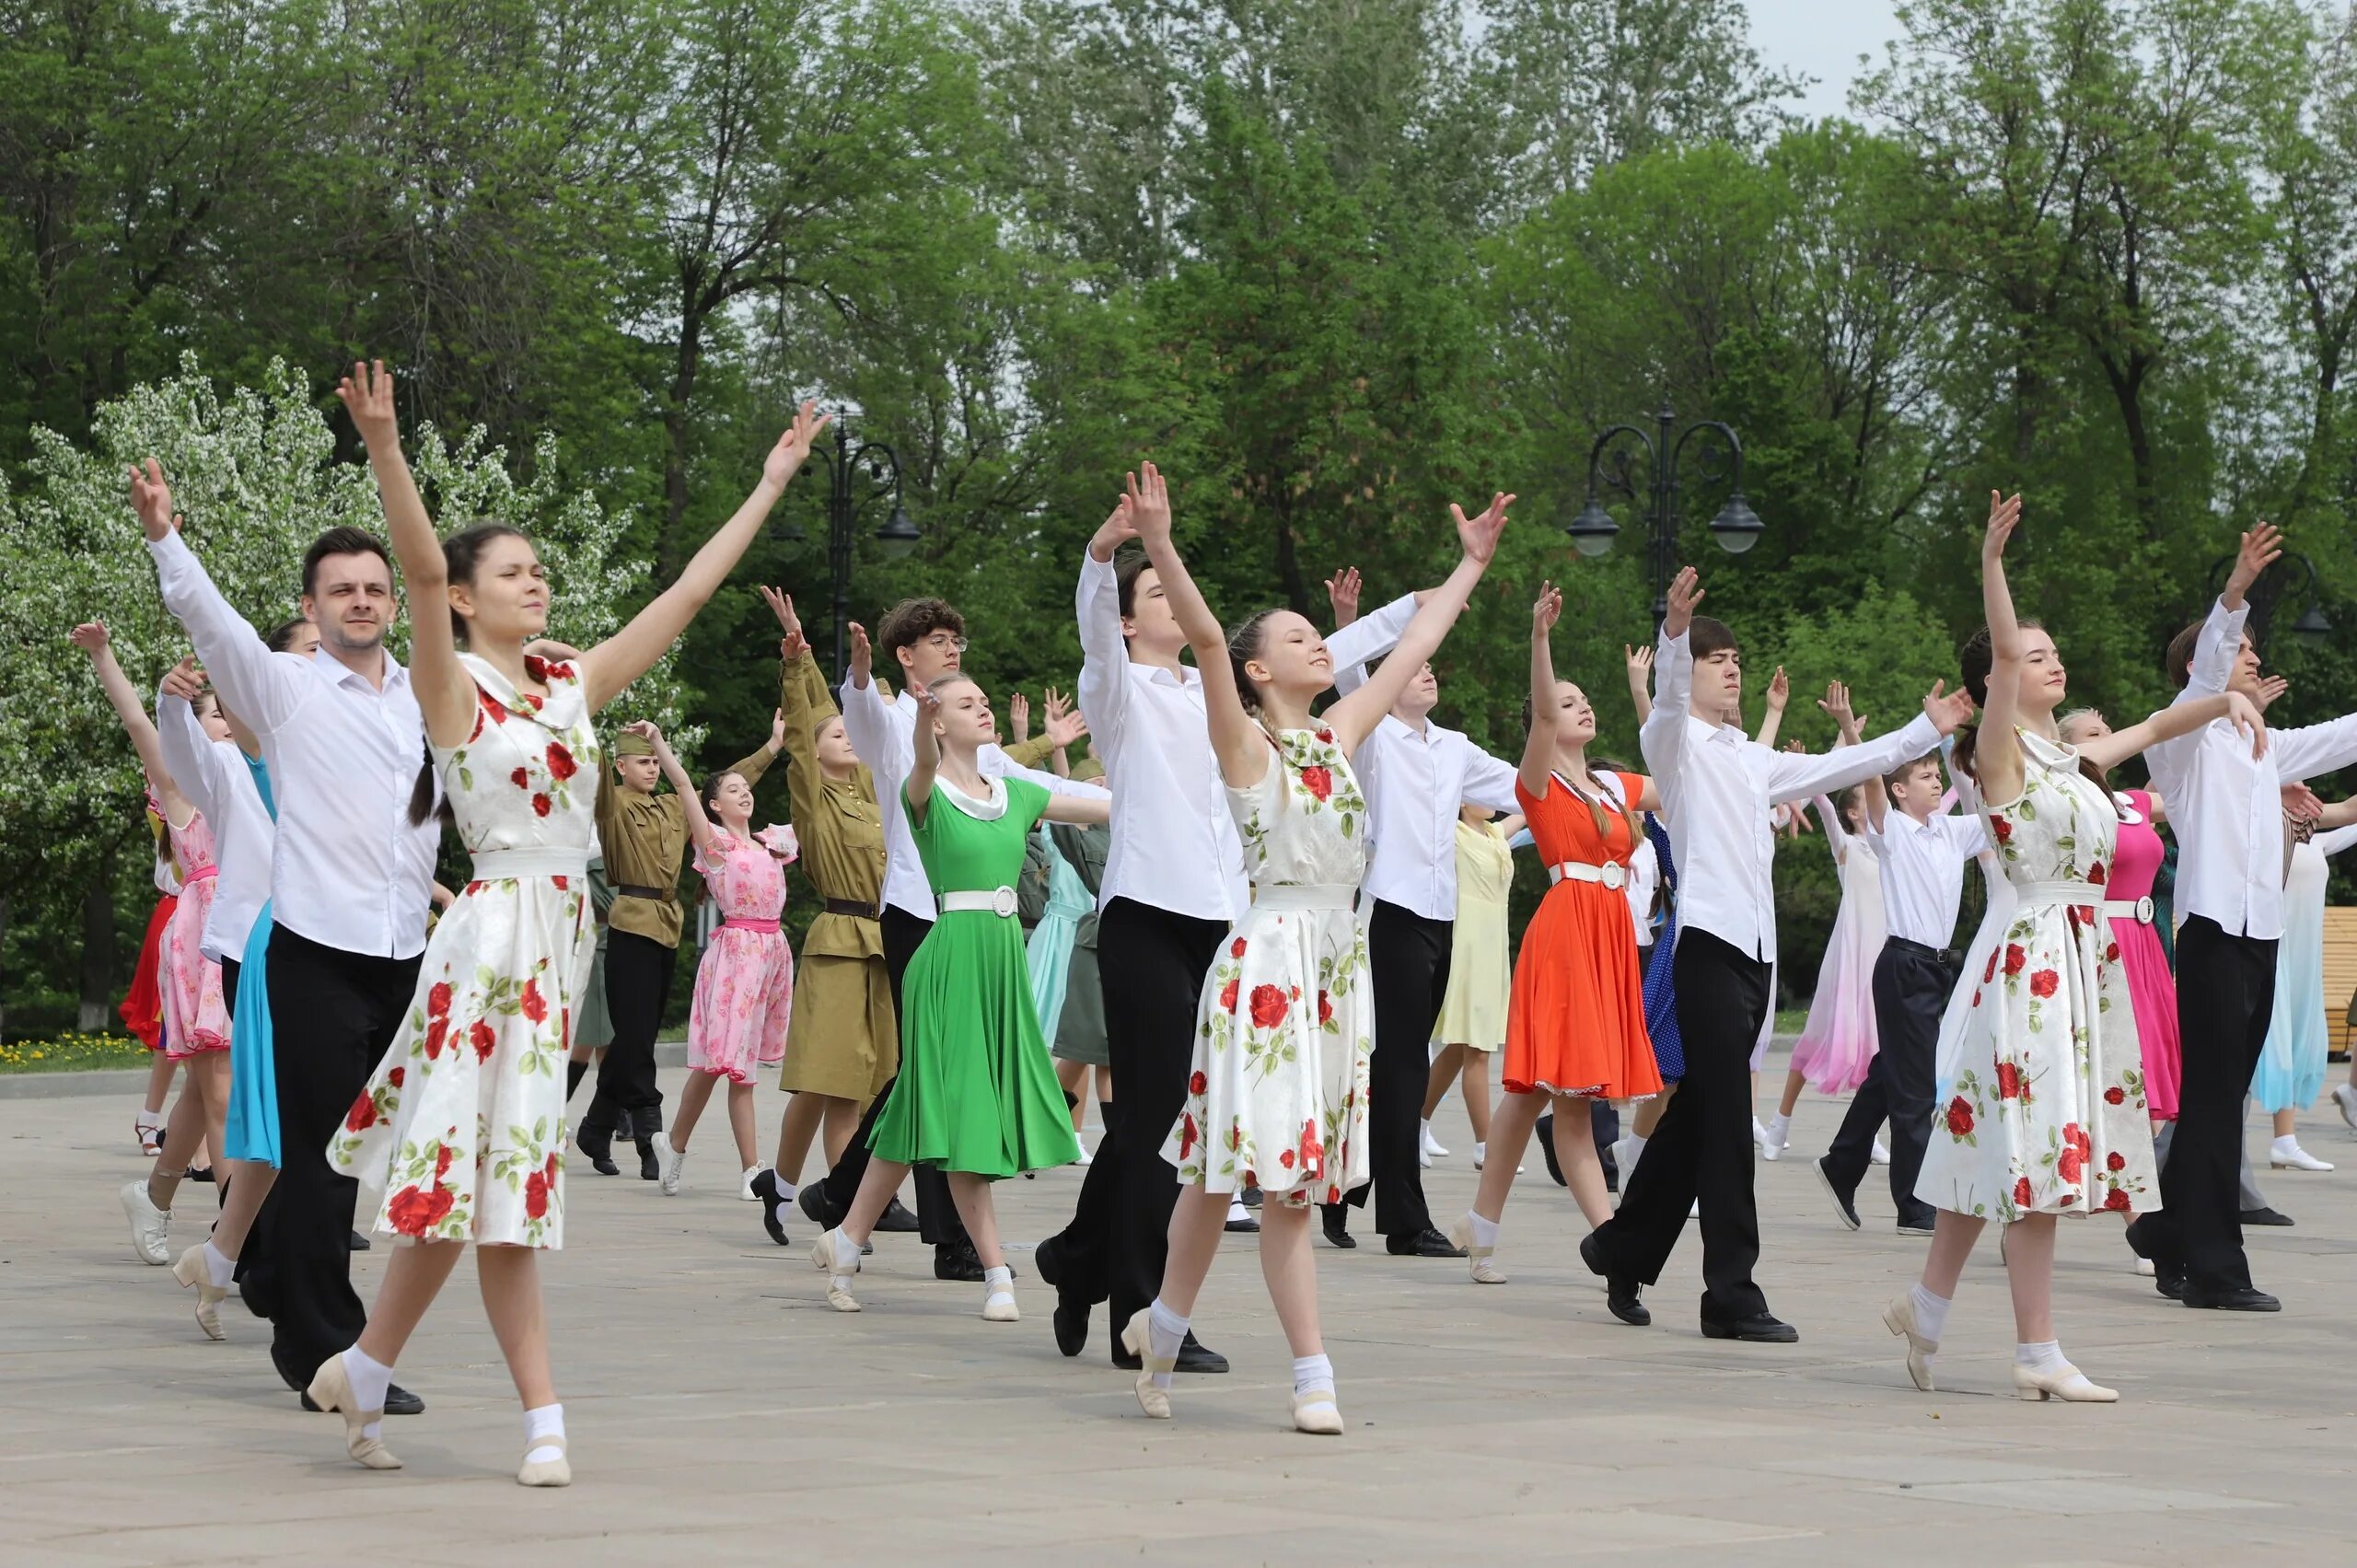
[
  {"x1": 2107, "y1": 788, "x2": 2177, "y2": 1121},
  {"x1": 686, "y1": 826, "x2": 796, "y2": 1084},
  {"x1": 161, "y1": 809, "x2": 230, "y2": 1061}
]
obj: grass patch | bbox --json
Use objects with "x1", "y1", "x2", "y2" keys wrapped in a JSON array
[{"x1": 0, "y1": 1032, "x2": 154, "y2": 1074}]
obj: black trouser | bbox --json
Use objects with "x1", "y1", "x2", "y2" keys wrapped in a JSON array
[
  {"x1": 239, "y1": 925, "x2": 419, "y2": 1386},
  {"x1": 2129, "y1": 917, "x2": 2276, "y2": 1293},
  {"x1": 1824, "y1": 938, "x2": 1950, "y2": 1229},
  {"x1": 581, "y1": 928, "x2": 676, "y2": 1136},
  {"x1": 1332, "y1": 900, "x2": 1450, "y2": 1238},
  {"x1": 1049, "y1": 899, "x2": 1227, "y2": 1337},
  {"x1": 824, "y1": 906, "x2": 966, "y2": 1246},
  {"x1": 1585, "y1": 929, "x2": 1771, "y2": 1323}
]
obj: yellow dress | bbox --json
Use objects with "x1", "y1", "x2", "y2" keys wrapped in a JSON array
[{"x1": 1434, "y1": 819, "x2": 1513, "y2": 1053}]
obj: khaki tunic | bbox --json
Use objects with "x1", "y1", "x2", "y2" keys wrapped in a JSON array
[
  {"x1": 776, "y1": 650, "x2": 896, "y2": 1103},
  {"x1": 596, "y1": 741, "x2": 775, "y2": 949}
]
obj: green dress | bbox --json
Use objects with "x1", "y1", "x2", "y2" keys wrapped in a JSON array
[{"x1": 868, "y1": 775, "x2": 1083, "y2": 1178}]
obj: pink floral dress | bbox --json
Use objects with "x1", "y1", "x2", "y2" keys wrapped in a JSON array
[
  {"x1": 331, "y1": 654, "x2": 597, "y2": 1249},
  {"x1": 1163, "y1": 727, "x2": 1373, "y2": 1208},
  {"x1": 687, "y1": 827, "x2": 796, "y2": 1083},
  {"x1": 161, "y1": 808, "x2": 230, "y2": 1060},
  {"x1": 1916, "y1": 729, "x2": 2158, "y2": 1222}
]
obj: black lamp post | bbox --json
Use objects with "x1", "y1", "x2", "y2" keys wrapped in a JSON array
[
  {"x1": 1565, "y1": 405, "x2": 1760, "y2": 630},
  {"x1": 772, "y1": 416, "x2": 920, "y2": 681},
  {"x1": 2205, "y1": 549, "x2": 2332, "y2": 645}
]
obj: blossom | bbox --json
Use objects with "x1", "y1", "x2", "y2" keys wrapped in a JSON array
[
  {"x1": 470, "y1": 1018, "x2": 497, "y2": 1061},
  {"x1": 1983, "y1": 949, "x2": 2000, "y2": 984},
  {"x1": 1945, "y1": 1097, "x2": 1975, "y2": 1136},
  {"x1": 428, "y1": 981, "x2": 454, "y2": 1018},
  {"x1": 546, "y1": 741, "x2": 579, "y2": 781},
  {"x1": 525, "y1": 1170, "x2": 551, "y2": 1219},
  {"x1": 1298, "y1": 765, "x2": 1333, "y2": 802},
  {"x1": 2104, "y1": 1086, "x2": 2124, "y2": 1105},
  {"x1": 479, "y1": 689, "x2": 509, "y2": 726},
  {"x1": 1991, "y1": 816, "x2": 2013, "y2": 842},
  {"x1": 388, "y1": 1066, "x2": 404, "y2": 1088},
  {"x1": 2058, "y1": 1145, "x2": 2084, "y2": 1183},
  {"x1": 1189, "y1": 1071, "x2": 1207, "y2": 1095},
  {"x1": 511, "y1": 767, "x2": 530, "y2": 790},
  {"x1": 2029, "y1": 969, "x2": 2059, "y2": 997},
  {"x1": 387, "y1": 1182, "x2": 455, "y2": 1237},
  {"x1": 2003, "y1": 944, "x2": 2026, "y2": 976},
  {"x1": 344, "y1": 1094, "x2": 377, "y2": 1132},
  {"x1": 552, "y1": 876, "x2": 568, "y2": 890},
  {"x1": 1317, "y1": 989, "x2": 1333, "y2": 1025},
  {"x1": 434, "y1": 1144, "x2": 456, "y2": 1180},
  {"x1": 1995, "y1": 1062, "x2": 2023, "y2": 1099},
  {"x1": 424, "y1": 1016, "x2": 448, "y2": 1059},
  {"x1": 2088, "y1": 861, "x2": 2107, "y2": 886},
  {"x1": 2107, "y1": 1150, "x2": 2125, "y2": 1171},
  {"x1": 1278, "y1": 1149, "x2": 1296, "y2": 1169},
  {"x1": 520, "y1": 978, "x2": 548, "y2": 1023},
  {"x1": 1248, "y1": 983, "x2": 1289, "y2": 1029},
  {"x1": 532, "y1": 793, "x2": 552, "y2": 818},
  {"x1": 1230, "y1": 937, "x2": 1248, "y2": 958},
  {"x1": 2105, "y1": 941, "x2": 2119, "y2": 963},
  {"x1": 1218, "y1": 978, "x2": 1238, "y2": 1013},
  {"x1": 1314, "y1": 728, "x2": 1333, "y2": 744},
  {"x1": 2103, "y1": 1188, "x2": 2130, "y2": 1212},
  {"x1": 2014, "y1": 1176, "x2": 2034, "y2": 1209},
  {"x1": 1178, "y1": 1113, "x2": 1198, "y2": 1160}
]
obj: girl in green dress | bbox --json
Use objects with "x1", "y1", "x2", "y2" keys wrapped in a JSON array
[{"x1": 811, "y1": 673, "x2": 1109, "y2": 1322}]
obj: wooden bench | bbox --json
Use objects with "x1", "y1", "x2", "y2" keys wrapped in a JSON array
[{"x1": 2325, "y1": 907, "x2": 2357, "y2": 1062}]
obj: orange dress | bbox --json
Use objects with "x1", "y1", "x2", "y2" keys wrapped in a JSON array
[{"x1": 1504, "y1": 772, "x2": 1663, "y2": 1100}]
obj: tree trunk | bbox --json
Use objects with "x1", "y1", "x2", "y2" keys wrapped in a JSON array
[
  {"x1": 0, "y1": 890, "x2": 11, "y2": 1039},
  {"x1": 76, "y1": 870, "x2": 116, "y2": 1034},
  {"x1": 661, "y1": 304, "x2": 708, "y2": 558},
  {"x1": 2096, "y1": 348, "x2": 2160, "y2": 541}
]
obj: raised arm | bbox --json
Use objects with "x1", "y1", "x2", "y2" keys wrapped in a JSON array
[
  {"x1": 1624, "y1": 643, "x2": 1654, "y2": 726},
  {"x1": 1519, "y1": 583, "x2": 1563, "y2": 799},
  {"x1": 838, "y1": 622, "x2": 912, "y2": 784},
  {"x1": 1123, "y1": 467, "x2": 1267, "y2": 786},
  {"x1": 1326, "y1": 582, "x2": 1421, "y2": 682},
  {"x1": 634, "y1": 722, "x2": 715, "y2": 854},
  {"x1": 581, "y1": 401, "x2": 829, "y2": 714},
  {"x1": 1768, "y1": 685, "x2": 1960, "y2": 807},
  {"x1": 764, "y1": 595, "x2": 844, "y2": 824},
  {"x1": 1753, "y1": 665, "x2": 1789, "y2": 747},
  {"x1": 155, "y1": 660, "x2": 232, "y2": 824},
  {"x1": 1322, "y1": 494, "x2": 1512, "y2": 752},
  {"x1": 1970, "y1": 491, "x2": 2029, "y2": 804},
  {"x1": 2083, "y1": 691, "x2": 2267, "y2": 772},
  {"x1": 1076, "y1": 507, "x2": 1138, "y2": 749},
  {"x1": 134, "y1": 463, "x2": 306, "y2": 734},
  {"x1": 70, "y1": 623, "x2": 192, "y2": 824},
  {"x1": 903, "y1": 679, "x2": 943, "y2": 828},
  {"x1": 1637, "y1": 569, "x2": 1703, "y2": 786}
]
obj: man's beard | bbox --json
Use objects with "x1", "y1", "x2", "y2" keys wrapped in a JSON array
[{"x1": 326, "y1": 620, "x2": 386, "y2": 655}]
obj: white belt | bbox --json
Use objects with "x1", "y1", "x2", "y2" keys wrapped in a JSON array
[
  {"x1": 1252, "y1": 884, "x2": 1357, "y2": 912},
  {"x1": 470, "y1": 846, "x2": 590, "y2": 881},
  {"x1": 1549, "y1": 860, "x2": 1628, "y2": 890},
  {"x1": 2103, "y1": 896, "x2": 2156, "y2": 925},
  {"x1": 2016, "y1": 879, "x2": 2101, "y2": 909},
  {"x1": 939, "y1": 886, "x2": 1019, "y2": 918}
]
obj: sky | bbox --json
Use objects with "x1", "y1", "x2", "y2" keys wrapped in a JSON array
[{"x1": 1747, "y1": 0, "x2": 1906, "y2": 122}]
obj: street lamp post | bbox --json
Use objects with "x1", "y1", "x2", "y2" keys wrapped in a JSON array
[
  {"x1": 2206, "y1": 549, "x2": 2332, "y2": 645},
  {"x1": 773, "y1": 417, "x2": 921, "y2": 681},
  {"x1": 1563, "y1": 406, "x2": 1761, "y2": 630}
]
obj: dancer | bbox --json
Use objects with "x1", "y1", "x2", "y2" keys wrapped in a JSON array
[
  {"x1": 2127, "y1": 523, "x2": 2357, "y2": 1310},
  {"x1": 309, "y1": 363, "x2": 824, "y2": 1483},
  {"x1": 77, "y1": 623, "x2": 232, "y2": 1267},
  {"x1": 1892, "y1": 493, "x2": 2268, "y2": 1399},
  {"x1": 1450, "y1": 584, "x2": 1664, "y2": 1284},
  {"x1": 1422, "y1": 806, "x2": 1520, "y2": 1170},
  {"x1": 1048, "y1": 798, "x2": 1113, "y2": 1156},
  {"x1": 2255, "y1": 803, "x2": 2357, "y2": 1170},
  {"x1": 127, "y1": 794, "x2": 180, "y2": 1148},
  {"x1": 807, "y1": 671, "x2": 1103, "y2": 1319},
  {"x1": 1580, "y1": 565, "x2": 1968, "y2": 1342},
  {"x1": 1119, "y1": 465, "x2": 1508, "y2": 1434},
  {"x1": 578, "y1": 713, "x2": 778, "y2": 1180},
  {"x1": 564, "y1": 850, "x2": 617, "y2": 1103},
  {"x1": 639, "y1": 724, "x2": 796, "y2": 1198},
  {"x1": 749, "y1": 597, "x2": 893, "y2": 1246}
]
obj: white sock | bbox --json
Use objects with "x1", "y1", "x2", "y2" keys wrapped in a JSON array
[
  {"x1": 770, "y1": 1168, "x2": 797, "y2": 1201},
  {"x1": 523, "y1": 1402, "x2": 565, "y2": 1464},
  {"x1": 983, "y1": 1263, "x2": 1014, "y2": 1296},
  {"x1": 1473, "y1": 1140, "x2": 1488, "y2": 1164},
  {"x1": 140, "y1": 1102, "x2": 165, "y2": 1120},
  {"x1": 1767, "y1": 1111, "x2": 1791, "y2": 1140},
  {"x1": 342, "y1": 1345, "x2": 394, "y2": 1440},
  {"x1": 1466, "y1": 1211, "x2": 1500, "y2": 1250},
  {"x1": 1145, "y1": 1297, "x2": 1189, "y2": 1391},
  {"x1": 2014, "y1": 1339, "x2": 2068, "y2": 1374},
  {"x1": 1421, "y1": 1118, "x2": 1432, "y2": 1141},
  {"x1": 1908, "y1": 1283, "x2": 1950, "y2": 1345},
  {"x1": 203, "y1": 1238, "x2": 235, "y2": 1289},
  {"x1": 2270, "y1": 1134, "x2": 2300, "y2": 1157},
  {"x1": 1292, "y1": 1353, "x2": 1335, "y2": 1399}
]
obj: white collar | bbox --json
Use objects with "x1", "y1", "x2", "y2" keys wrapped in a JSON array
[{"x1": 937, "y1": 775, "x2": 1007, "y2": 820}]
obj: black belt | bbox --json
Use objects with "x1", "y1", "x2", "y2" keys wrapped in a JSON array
[
  {"x1": 1886, "y1": 936, "x2": 1957, "y2": 966},
  {"x1": 614, "y1": 884, "x2": 669, "y2": 902},
  {"x1": 823, "y1": 897, "x2": 882, "y2": 920}
]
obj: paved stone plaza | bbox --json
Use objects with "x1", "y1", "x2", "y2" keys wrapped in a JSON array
[{"x1": 5, "y1": 1063, "x2": 2355, "y2": 1564}]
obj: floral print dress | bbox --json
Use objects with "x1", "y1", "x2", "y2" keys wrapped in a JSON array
[
  {"x1": 160, "y1": 808, "x2": 230, "y2": 1060},
  {"x1": 331, "y1": 653, "x2": 598, "y2": 1249},
  {"x1": 1163, "y1": 727, "x2": 1373, "y2": 1208},
  {"x1": 1915, "y1": 728, "x2": 2158, "y2": 1223},
  {"x1": 687, "y1": 826, "x2": 797, "y2": 1084}
]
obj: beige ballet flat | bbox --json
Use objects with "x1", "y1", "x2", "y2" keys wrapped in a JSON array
[
  {"x1": 517, "y1": 1433, "x2": 572, "y2": 1488},
  {"x1": 1119, "y1": 1313, "x2": 1172, "y2": 1420},
  {"x1": 1292, "y1": 1390, "x2": 1344, "y2": 1435},
  {"x1": 1881, "y1": 1294, "x2": 1937, "y2": 1392},
  {"x1": 2013, "y1": 1362, "x2": 2117, "y2": 1402},
  {"x1": 305, "y1": 1355, "x2": 401, "y2": 1470},
  {"x1": 1449, "y1": 1217, "x2": 1506, "y2": 1284},
  {"x1": 810, "y1": 1229, "x2": 861, "y2": 1311},
  {"x1": 169, "y1": 1244, "x2": 227, "y2": 1342},
  {"x1": 981, "y1": 1288, "x2": 1019, "y2": 1323}
]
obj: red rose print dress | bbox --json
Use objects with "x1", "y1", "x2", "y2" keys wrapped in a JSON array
[
  {"x1": 331, "y1": 654, "x2": 597, "y2": 1249},
  {"x1": 686, "y1": 827, "x2": 796, "y2": 1084},
  {"x1": 1916, "y1": 728, "x2": 2157, "y2": 1223},
  {"x1": 1164, "y1": 727, "x2": 1373, "y2": 1209}
]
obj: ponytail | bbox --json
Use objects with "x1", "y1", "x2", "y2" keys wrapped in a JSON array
[{"x1": 407, "y1": 736, "x2": 452, "y2": 828}]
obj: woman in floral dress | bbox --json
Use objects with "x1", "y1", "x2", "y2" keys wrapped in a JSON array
[
  {"x1": 1113, "y1": 462, "x2": 1510, "y2": 1435},
  {"x1": 642, "y1": 722, "x2": 796, "y2": 1198},
  {"x1": 312, "y1": 359, "x2": 828, "y2": 1485},
  {"x1": 1887, "y1": 493, "x2": 2265, "y2": 1405}
]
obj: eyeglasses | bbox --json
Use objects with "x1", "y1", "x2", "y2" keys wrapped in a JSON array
[{"x1": 921, "y1": 633, "x2": 969, "y2": 653}]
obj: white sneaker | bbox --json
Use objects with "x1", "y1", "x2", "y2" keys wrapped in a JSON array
[
  {"x1": 1419, "y1": 1144, "x2": 1433, "y2": 1169},
  {"x1": 1421, "y1": 1123, "x2": 1448, "y2": 1159},
  {"x1": 1761, "y1": 1113, "x2": 1791, "y2": 1162},
  {"x1": 661, "y1": 1144, "x2": 687, "y2": 1195},
  {"x1": 120, "y1": 1179, "x2": 170, "y2": 1265},
  {"x1": 2334, "y1": 1082, "x2": 2357, "y2": 1132},
  {"x1": 1871, "y1": 1138, "x2": 1892, "y2": 1166},
  {"x1": 2270, "y1": 1136, "x2": 2333, "y2": 1172},
  {"x1": 739, "y1": 1166, "x2": 761, "y2": 1201},
  {"x1": 1611, "y1": 1134, "x2": 1643, "y2": 1186},
  {"x1": 1751, "y1": 1116, "x2": 1770, "y2": 1150},
  {"x1": 1075, "y1": 1141, "x2": 1094, "y2": 1167}
]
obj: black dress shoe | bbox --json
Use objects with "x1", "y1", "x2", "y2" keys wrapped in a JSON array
[
  {"x1": 1534, "y1": 1113, "x2": 1568, "y2": 1188},
  {"x1": 1320, "y1": 1204, "x2": 1355, "y2": 1249},
  {"x1": 1813, "y1": 1158, "x2": 1860, "y2": 1231},
  {"x1": 1701, "y1": 1310, "x2": 1798, "y2": 1343},
  {"x1": 1579, "y1": 1232, "x2": 1649, "y2": 1325},
  {"x1": 935, "y1": 1239, "x2": 985, "y2": 1282},
  {"x1": 1387, "y1": 1226, "x2": 1466, "y2": 1258},
  {"x1": 302, "y1": 1381, "x2": 424, "y2": 1415},
  {"x1": 2241, "y1": 1206, "x2": 2295, "y2": 1227},
  {"x1": 749, "y1": 1169, "x2": 791, "y2": 1247},
  {"x1": 1051, "y1": 1294, "x2": 1089, "y2": 1357},
  {"x1": 186, "y1": 1165, "x2": 215, "y2": 1183},
  {"x1": 635, "y1": 1134, "x2": 660, "y2": 1180},
  {"x1": 875, "y1": 1197, "x2": 923, "y2": 1233},
  {"x1": 797, "y1": 1179, "x2": 846, "y2": 1229},
  {"x1": 2154, "y1": 1263, "x2": 2186, "y2": 1300},
  {"x1": 1113, "y1": 1330, "x2": 1230, "y2": 1375},
  {"x1": 1225, "y1": 1204, "x2": 1261, "y2": 1234},
  {"x1": 347, "y1": 1230, "x2": 371, "y2": 1252},
  {"x1": 576, "y1": 1124, "x2": 619, "y2": 1177},
  {"x1": 1241, "y1": 1183, "x2": 1264, "y2": 1209},
  {"x1": 2183, "y1": 1284, "x2": 2281, "y2": 1311}
]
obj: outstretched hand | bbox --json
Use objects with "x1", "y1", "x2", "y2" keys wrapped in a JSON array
[
  {"x1": 1126, "y1": 462, "x2": 1172, "y2": 543},
  {"x1": 1816, "y1": 679, "x2": 1857, "y2": 734},
  {"x1": 2282, "y1": 781, "x2": 2325, "y2": 823},
  {"x1": 847, "y1": 621, "x2": 873, "y2": 685},
  {"x1": 1326, "y1": 566, "x2": 1363, "y2": 628},
  {"x1": 1921, "y1": 679, "x2": 1974, "y2": 736},
  {"x1": 1451, "y1": 492, "x2": 1515, "y2": 566},
  {"x1": 1764, "y1": 665, "x2": 1790, "y2": 713},
  {"x1": 159, "y1": 657, "x2": 205, "y2": 703},
  {"x1": 1008, "y1": 691, "x2": 1032, "y2": 745},
  {"x1": 769, "y1": 706, "x2": 787, "y2": 751},
  {"x1": 1982, "y1": 490, "x2": 2023, "y2": 560},
  {"x1": 1090, "y1": 495, "x2": 1139, "y2": 561},
  {"x1": 335, "y1": 360, "x2": 401, "y2": 449},
  {"x1": 1043, "y1": 686, "x2": 1087, "y2": 749},
  {"x1": 68, "y1": 621, "x2": 112, "y2": 656},
  {"x1": 2254, "y1": 673, "x2": 2289, "y2": 713},
  {"x1": 2225, "y1": 521, "x2": 2284, "y2": 608},
  {"x1": 1532, "y1": 582, "x2": 1562, "y2": 636},
  {"x1": 758, "y1": 586, "x2": 803, "y2": 640},
  {"x1": 909, "y1": 677, "x2": 943, "y2": 729},
  {"x1": 765, "y1": 401, "x2": 832, "y2": 490},
  {"x1": 1662, "y1": 566, "x2": 1703, "y2": 639},
  {"x1": 127, "y1": 459, "x2": 180, "y2": 542},
  {"x1": 2224, "y1": 690, "x2": 2269, "y2": 760}
]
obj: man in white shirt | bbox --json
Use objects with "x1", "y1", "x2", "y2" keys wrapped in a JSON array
[
  {"x1": 2125, "y1": 528, "x2": 2357, "y2": 1310},
  {"x1": 142, "y1": 470, "x2": 438, "y2": 1410},
  {"x1": 1323, "y1": 660, "x2": 1518, "y2": 1256},
  {"x1": 1581, "y1": 567, "x2": 1968, "y2": 1342},
  {"x1": 795, "y1": 595, "x2": 1108, "y2": 1282},
  {"x1": 1031, "y1": 520, "x2": 1418, "y2": 1371},
  {"x1": 1817, "y1": 753, "x2": 1985, "y2": 1236}
]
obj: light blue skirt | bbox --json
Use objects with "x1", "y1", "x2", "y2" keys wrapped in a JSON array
[{"x1": 222, "y1": 900, "x2": 280, "y2": 1167}]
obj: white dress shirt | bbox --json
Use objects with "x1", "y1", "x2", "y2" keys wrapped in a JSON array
[
  {"x1": 1625, "y1": 832, "x2": 1659, "y2": 947},
  {"x1": 1074, "y1": 551, "x2": 1417, "y2": 921},
  {"x1": 839, "y1": 677, "x2": 1108, "y2": 922},
  {"x1": 2147, "y1": 598, "x2": 2357, "y2": 941},
  {"x1": 1863, "y1": 807, "x2": 1987, "y2": 948},
  {"x1": 1353, "y1": 715, "x2": 1520, "y2": 921},
  {"x1": 156, "y1": 693, "x2": 275, "y2": 964},
  {"x1": 148, "y1": 530, "x2": 441, "y2": 958},
  {"x1": 1641, "y1": 626, "x2": 1943, "y2": 963}
]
